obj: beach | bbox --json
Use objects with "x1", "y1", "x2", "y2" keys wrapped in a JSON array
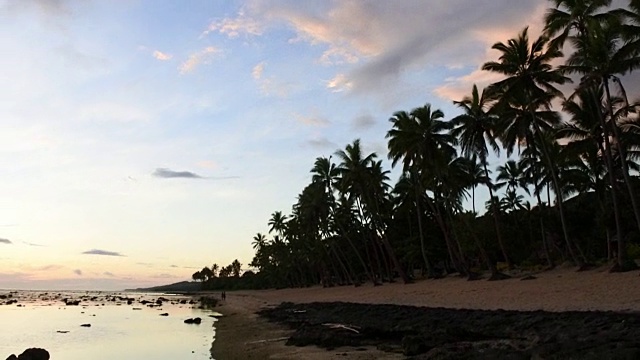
[{"x1": 210, "y1": 266, "x2": 640, "y2": 359}]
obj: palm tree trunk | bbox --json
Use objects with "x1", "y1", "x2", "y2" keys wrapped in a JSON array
[
  {"x1": 414, "y1": 183, "x2": 436, "y2": 277},
  {"x1": 427, "y1": 196, "x2": 465, "y2": 274},
  {"x1": 459, "y1": 212, "x2": 502, "y2": 278},
  {"x1": 331, "y1": 207, "x2": 376, "y2": 285},
  {"x1": 536, "y1": 191, "x2": 554, "y2": 268},
  {"x1": 362, "y1": 192, "x2": 412, "y2": 284},
  {"x1": 597, "y1": 84, "x2": 629, "y2": 270},
  {"x1": 603, "y1": 81, "x2": 640, "y2": 271},
  {"x1": 483, "y1": 163, "x2": 512, "y2": 268},
  {"x1": 472, "y1": 186, "x2": 476, "y2": 214},
  {"x1": 533, "y1": 122, "x2": 583, "y2": 266}
]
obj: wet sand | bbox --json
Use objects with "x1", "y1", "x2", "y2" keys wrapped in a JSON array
[{"x1": 210, "y1": 266, "x2": 640, "y2": 359}]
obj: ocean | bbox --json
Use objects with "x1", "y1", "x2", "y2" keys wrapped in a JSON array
[{"x1": 0, "y1": 291, "x2": 218, "y2": 359}]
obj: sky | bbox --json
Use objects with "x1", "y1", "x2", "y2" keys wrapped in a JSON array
[{"x1": 0, "y1": 0, "x2": 605, "y2": 290}]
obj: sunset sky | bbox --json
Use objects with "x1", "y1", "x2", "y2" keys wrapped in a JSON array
[{"x1": 0, "y1": 0, "x2": 590, "y2": 290}]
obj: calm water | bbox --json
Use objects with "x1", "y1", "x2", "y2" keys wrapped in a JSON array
[{"x1": 0, "y1": 291, "x2": 218, "y2": 360}]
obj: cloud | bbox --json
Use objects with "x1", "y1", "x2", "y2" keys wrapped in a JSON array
[
  {"x1": 103, "y1": 271, "x2": 115, "y2": 277},
  {"x1": 169, "y1": 265, "x2": 178, "y2": 268},
  {"x1": 294, "y1": 113, "x2": 330, "y2": 127},
  {"x1": 326, "y1": 74, "x2": 352, "y2": 92},
  {"x1": 352, "y1": 114, "x2": 376, "y2": 130},
  {"x1": 0, "y1": 238, "x2": 12, "y2": 244},
  {"x1": 220, "y1": 0, "x2": 543, "y2": 95},
  {"x1": 73, "y1": 269, "x2": 82, "y2": 276},
  {"x1": 82, "y1": 249, "x2": 125, "y2": 257},
  {"x1": 251, "y1": 62, "x2": 296, "y2": 97},
  {"x1": 36, "y1": 265, "x2": 63, "y2": 271},
  {"x1": 179, "y1": 46, "x2": 220, "y2": 74},
  {"x1": 433, "y1": 68, "x2": 504, "y2": 102},
  {"x1": 152, "y1": 168, "x2": 203, "y2": 179},
  {"x1": 2, "y1": 0, "x2": 71, "y2": 18},
  {"x1": 252, "y1": 62, "x2": 265, "y2": 80},
  {"x1": 307, "y1": 137, "x2": 337, "y2": 150},
  {"x1": 20, "y1": 240, "x2": 45, "y2": 247},
  {"x1": 152, "y1": 50, "x2": 173, "y2": 61},
  {"x1": 202, "y1": 14, "x2": 265, "y2": 38}
]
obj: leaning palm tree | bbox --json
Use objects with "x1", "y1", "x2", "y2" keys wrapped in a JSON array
[
  {"x1": 386, "y1": 104, "x2": 454, "y2": 277},
  {"x1": 482, "y1": 27, "x2": 582, "y2": 266},
  {"x1": 311, "y1": 156, "x2": 373, "y2": 285},
  {"x1": 336, "y1": 140, "x2": 411, "y2": 284},
  {"x1": 450, "y1": 85, "x2": 512, "y2": 268}
]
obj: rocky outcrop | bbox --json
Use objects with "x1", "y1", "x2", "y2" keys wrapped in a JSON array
[
  {"x1": 259, "y1": 302, "x2": 640, "y2": 359},
  {"x1": 6, "y1": 348, "x2": 50, "y2": 360}
]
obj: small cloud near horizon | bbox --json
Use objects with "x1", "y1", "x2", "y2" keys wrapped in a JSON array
[
  {"x1": 82, "y1": 249, "x2": 125, "y2": 257},
  {"x1": 103, "y1": 271, "x2": 115, "y2": 277},
  {"x1": 21, "y1": 240, "x2": 44, "y2": 247},
  {"x1": 152, "y1": 168, "x2": 240, "y2": 180},
  {"x1": 0, "y1": 238, "x2": 12, "y2": 244},
  {"x1": 152, "y1": 168, "x2": 203, "y2": 179},
  {"x1": 73, "y1": 269, "x2": 82, "y2": 276}
]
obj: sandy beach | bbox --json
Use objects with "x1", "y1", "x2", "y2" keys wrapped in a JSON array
[{"x1": 210, "y1": 266, "x2": 640, "y2": 359}]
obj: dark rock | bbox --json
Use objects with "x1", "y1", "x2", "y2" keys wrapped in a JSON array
[
  {"x1": 184, "y1": 317, "x2": 201, "y2": 324},
  {"x1": 15, "y1": 348, "x2": 49, "y2": 360},
  {"x1": 159, "y1": 313, "x2": 169, "y2": 316},
  {"x1": 258, "y1": 301, "x2": 640, "y2": 358},
  {"x1": 80, "y1": 324, "x2": 91, "y2": 327},
  {"x1": 401, "y1": 335, "x2": 430, "y2": 356},
  {"x1": 6, "y1": 355, "x2": 17, "y2": 360}
]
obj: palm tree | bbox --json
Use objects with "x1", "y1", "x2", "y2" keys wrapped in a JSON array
[
  {"x1": 544, "y1": 0, "x2": 613, "y2": 50},
  {"x1": 336, "y1": 140, "x2": 411, "y2": 283},
  {"x1": 268, "y1": 211, "x2": 289, "y2": 237},
  {"x1": 311, "y1": 156, "x2": 371, "y2": 285},
  {"x1": 387, "y1": 105, "x2": 455, "y2": 277},
  {"x1": 211, "y1": 263, "x2": 219, "y2": 278},
  {"x1": 496, "y1": 160, "x2": 529, "y2": 195},
  {"x1": 559, "y1": 87, "x2": 624, "y2": 263},
  {"x1": 482, "y1": 27, "x2": 582, "y2": 266},
  {"x1": 561, "y1": 18, "x2": 640, "y2": 259},
  {"x1": 231, "y1": 259, "x2": 242, "y2": 277},
  {"x1": 252, "y1": 232, "x2": 267, "y2": 250},
  {"x1": 450, "y1": 85, "x2": 513, "y2": 269}
]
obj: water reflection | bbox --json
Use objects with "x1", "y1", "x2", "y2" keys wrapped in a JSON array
[{"x1": 0, "y1": 292, "x2": 216, "y2": 360}]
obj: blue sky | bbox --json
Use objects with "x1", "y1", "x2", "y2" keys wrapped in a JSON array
[{"x1": 0, "y1": 0, "x2": 556, "y2": 290}]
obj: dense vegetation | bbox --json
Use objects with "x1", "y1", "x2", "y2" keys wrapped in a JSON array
[{"x1": 202, "y1": 0, "x2": 640, "y2": 290}]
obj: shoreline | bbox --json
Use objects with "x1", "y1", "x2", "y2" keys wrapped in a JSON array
[{"x1": 209, "y1": 266, "x2": 640, "y2": 359}]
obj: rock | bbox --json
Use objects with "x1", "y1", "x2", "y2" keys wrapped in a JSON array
[
  {"x1": 184, "y1": 317, "x2": 202, "y2": 324},
  {"x1": 9, "y1": 348, "x2": 50, "y2": 360},
  {"x1": 80, "y1": 324, "x2": 91, "y2": 327},
  {"x1": 401, "y1": 335, "x2": 430, "y2": 356},
  {"x1": 159, "y1": 313, "x2": 169, "y2": 316}
]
